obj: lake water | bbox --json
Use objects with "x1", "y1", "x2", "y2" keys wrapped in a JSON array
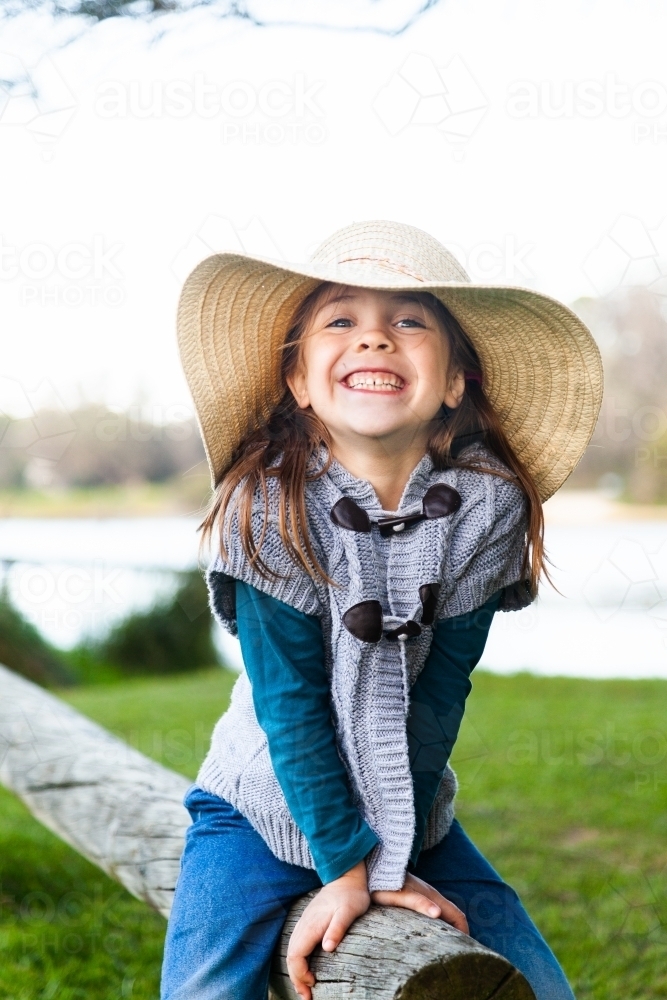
[{"x1": 1, "y1": 513, "x2": 666, "y2": 679}]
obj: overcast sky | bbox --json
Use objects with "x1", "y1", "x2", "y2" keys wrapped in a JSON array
[{"x1": 2, "y1": 0, "x2": 667, "y2": 422}]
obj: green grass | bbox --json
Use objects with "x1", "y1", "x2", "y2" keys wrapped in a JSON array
[
  {"x1": 454, "y1": 673, "x2": 667, "y2": 998},
  {"x1": 1, "y1": 668, "x2": 666, "y2": 999}
]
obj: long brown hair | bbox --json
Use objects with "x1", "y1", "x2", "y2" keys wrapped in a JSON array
[{"x1": 198, "y1": 283, "x2": 547, "y2": 597}]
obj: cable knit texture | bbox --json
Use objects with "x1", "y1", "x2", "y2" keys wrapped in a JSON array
[{"x1": 196, "y1": 444, "x2": 530, "y2": 890}]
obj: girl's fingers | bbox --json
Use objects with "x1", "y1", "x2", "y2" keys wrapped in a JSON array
[
  {"x1": 291, "y1": 975, "x2": 312, "y2": 1000},
  {"x1": 286, "y1": 953, "x2": 315, "y2": 983},
  {"x1": 286, "y1": 957, "x2": 314, "y2": 1000},
  {"x1": 288, "y1": 910, "x2": 326, "y2": 961},
  {"x1": 372, "y1": 888, "x2": 469, "y2": 934},
  {"x1": 434, "y1": 897, "x2": 469, "y2": 934},
  {"x1": 373, "y1": 888, "x2": 442, "y2": 918},
  {"x1": 287, "y1": 913, "x2": 325, "y2": 995},
  {"x1": 405, "y1": 878, "x2": 470, "y2": 935},
  {"x1": 321, "y1": 908, "x2": 355, "y2": 952}
]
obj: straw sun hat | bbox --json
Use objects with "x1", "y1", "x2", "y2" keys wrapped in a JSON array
[{"x1": 177, "y1": 220, "x2": 603, "y2": 502}]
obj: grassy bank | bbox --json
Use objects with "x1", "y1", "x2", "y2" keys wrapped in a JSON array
[
  {"x1": 0, "y1": 669, "x2": 665, "y2": 999},
  {"x1": 0, "y1": 476, "x2": 211, "y2": 519}
]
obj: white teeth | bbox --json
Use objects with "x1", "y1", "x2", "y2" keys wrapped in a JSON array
[{"x1": 344, "y1": 372, "x2": 404, "y2": 391}]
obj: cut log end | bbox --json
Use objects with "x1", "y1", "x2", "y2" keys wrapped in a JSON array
[{"x1": 395, "y1": 961, "x2": 537, "y2": 1000}]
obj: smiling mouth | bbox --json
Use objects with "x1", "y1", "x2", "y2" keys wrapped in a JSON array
[{"x1": 342, "y1": 370, "x2": 405, "y2": 392}]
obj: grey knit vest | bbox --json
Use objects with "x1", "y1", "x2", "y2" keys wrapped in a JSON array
[{"x1": 197, "y1": 444, "x2": 531, "y2": 891}]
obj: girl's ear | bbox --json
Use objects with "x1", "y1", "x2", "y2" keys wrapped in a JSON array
[
  {"x1": 443, "y1": 368, "x2": 466, "y2": 409},
  {"x1": 286, "y1": 367, "x2": 311, "y2": 410}
]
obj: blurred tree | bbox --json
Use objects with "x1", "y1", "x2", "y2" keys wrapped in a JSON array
[
  {"x1": 0, "y1": 0, "x2": 441, "y2": 31},
  {"x1": 0, "y1": 404, "x2": 206, "y2": 489},
  {"x1": 570, "y1": 288, "x2": 667, "y2": 502}
]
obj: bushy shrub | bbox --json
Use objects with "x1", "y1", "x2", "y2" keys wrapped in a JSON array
[
  {"x1": 0, "y1": 585, "x2": 75, "y2": 688},
  {"x1": 81, "y1": 569, "x2": 219, "y2": 676}
]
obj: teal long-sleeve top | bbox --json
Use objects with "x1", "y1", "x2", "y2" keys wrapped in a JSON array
[{"x1": 235, "y1": 580, "x2": 501, "y2": 885}]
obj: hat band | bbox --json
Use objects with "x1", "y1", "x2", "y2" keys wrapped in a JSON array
[{"x1": 332, "y1": 255, "x2": 427, "y2": 281}]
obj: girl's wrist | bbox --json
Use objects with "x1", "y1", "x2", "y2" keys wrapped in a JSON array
[{"x1": 335, "y1": 859, "x2": 368, "y2": 890}]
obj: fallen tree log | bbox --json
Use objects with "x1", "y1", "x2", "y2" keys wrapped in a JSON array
[{"x1": 0, "y1": 664, "x2": 535, "y2": 999}]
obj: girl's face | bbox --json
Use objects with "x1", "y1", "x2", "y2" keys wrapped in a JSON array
[{"x1": 287, "y1": 287, "x2": 465, "y2": 448}]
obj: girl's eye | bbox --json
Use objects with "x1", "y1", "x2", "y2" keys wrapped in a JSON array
[
  {"x1": 323, "y1": 315, "x2": 427, "y2": 331},
  {"x1": 395, "y1": 317, "x2": 426, "y2": 330}
]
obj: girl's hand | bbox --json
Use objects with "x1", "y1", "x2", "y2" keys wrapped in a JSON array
[
  {"x1": 286, "y1": 860, "x2": 370, "y2": 1000},
  {"x1": 371, "y1": 871, "x2": 469, "y2": 934},
  {"x1": 286, "y1": 867, "x2": 468, "y2": 1000}
]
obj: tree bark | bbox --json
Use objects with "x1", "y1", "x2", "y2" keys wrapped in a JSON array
[{"x1": 0, "y1": 664, "x2": 535, "y2": 999}]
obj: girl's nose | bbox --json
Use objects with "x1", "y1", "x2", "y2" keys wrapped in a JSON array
[{"x1": 355, "y1": 326, "x2": 395, "y2": 351}]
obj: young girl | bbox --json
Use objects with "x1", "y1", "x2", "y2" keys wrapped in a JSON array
[{"x1": 162, "y1": 221, "x2": 602, "y2": 1000}]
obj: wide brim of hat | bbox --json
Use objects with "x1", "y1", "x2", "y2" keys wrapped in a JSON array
[{"x1": 176, "y1": 250, "x2": 603, "y2": 502}]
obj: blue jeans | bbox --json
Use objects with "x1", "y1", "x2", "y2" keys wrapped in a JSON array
[{"x1": 161, "y1": 785, "x2": 575, "y2": 1000}]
